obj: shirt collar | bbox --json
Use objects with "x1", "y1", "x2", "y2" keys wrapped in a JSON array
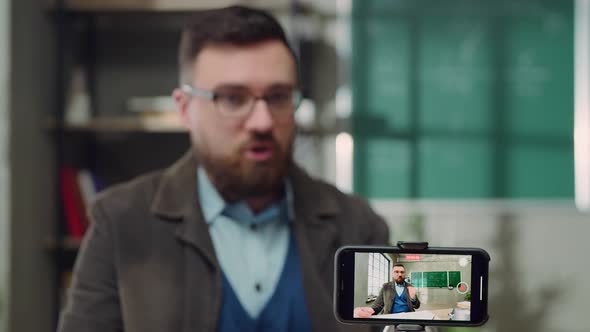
[
  {"x1": 197, "y1": 167, "x2": 225, "y2": 223},
  {"x1": 197, "y1": 167, "x2": 294, "y2": 225}
]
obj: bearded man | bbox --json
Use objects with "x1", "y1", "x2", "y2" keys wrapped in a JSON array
[
  {"x1": 58, "y1": 6, "x2": 388, "y2": 332},
  {"x1": 354, "y1": 264, "x2": 420, "y2": 318}
]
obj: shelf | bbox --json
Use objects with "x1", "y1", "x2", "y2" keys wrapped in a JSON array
[
  {"x1": 46, "y1": 237, "x2": 82, "y2": 269},
  {"x1": 48, "y1": 1, "x2": 347, "y2": 19},
  {"x1": 47, "y1": 116, "x2": 351, "y2": 135},
  {"x1": 45, "y1": 236, "x2": 82, "y2": 252},
  {"x1": 50, "y1": 0, "x2": 292, "y2": 13},
  {"x1": 48, "y1": 115, "x2": 187, "y2": 133}
]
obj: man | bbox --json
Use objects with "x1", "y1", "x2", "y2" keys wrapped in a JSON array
[
  {"x1": 57, "y1": 6, "x2": 389, "y2": 332},
  {"x1": 354, "y1": 264, "x2": 420, "y2": 318}
]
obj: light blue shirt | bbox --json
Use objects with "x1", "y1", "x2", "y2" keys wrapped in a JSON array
[
  {"x1": 395, "y1": 283, "x2": 405, "y2": 297},
  {"x1": 197, "y1": 167, "x2": 294, "y2": 319},
  {"x1": 395, "y1": 282, "x2": 417, "y2": 302}
]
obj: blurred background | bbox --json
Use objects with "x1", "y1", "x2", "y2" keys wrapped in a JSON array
[{"x1": 1, "y1": 0, "x2": 589, "y2": 331}]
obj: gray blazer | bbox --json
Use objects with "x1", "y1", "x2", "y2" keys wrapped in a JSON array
[
  {"x1": 57, "y1": 150, "x2": 389, "y2": 332},
  {"x1": 371, "y1": 282, "x2": 420, "y2": 315}
]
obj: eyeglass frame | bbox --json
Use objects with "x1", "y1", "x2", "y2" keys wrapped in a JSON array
[{"x1": 181, "y1": 84, "x2": 303, "y2": 118}]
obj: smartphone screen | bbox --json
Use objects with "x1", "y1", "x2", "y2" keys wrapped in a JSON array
[{"x1": 334, "y1": 246, "x2": 489, "y2": 327}]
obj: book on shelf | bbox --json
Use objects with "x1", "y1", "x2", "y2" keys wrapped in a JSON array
[
  {"x1": 59, "y1": 166, "x2": 104, "y2": 238},
  {"x1": 78, "y1": 169, "x2": 105, "y2": 208}
]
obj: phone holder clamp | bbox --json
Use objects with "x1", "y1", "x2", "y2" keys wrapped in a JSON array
[
  {"x1": 396, "y1": 241, "x2": 429, "y2": 250},
  {"x1": 386, "y1": 242, "x2": 430, "y2": 332},
  {"x1": 383, "y1": 324, "x2": 427, "y2": 332}
]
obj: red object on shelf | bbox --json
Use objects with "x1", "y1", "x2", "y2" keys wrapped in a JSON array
[{"x1": 60, "y1": 166, "x2": 87, "y2": 238}]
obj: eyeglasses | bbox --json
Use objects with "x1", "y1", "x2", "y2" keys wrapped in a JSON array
[{"x1": 181, "y1": 84, "x2": 302, "y2": 118}]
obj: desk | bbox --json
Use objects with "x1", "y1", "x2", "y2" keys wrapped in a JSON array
[
  {"x1": 370, "y1": 311, "x2": 436, "y2": 320},
  {"x1": 430, "y1": 308, "x2": 452, "y2": 320}
]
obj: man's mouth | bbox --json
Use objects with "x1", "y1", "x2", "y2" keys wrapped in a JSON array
[{"x1": 245, "y1": 143, "x2": 275, "y2": 162}]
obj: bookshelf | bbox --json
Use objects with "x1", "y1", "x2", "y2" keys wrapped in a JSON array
[
  {"x1": 52, "y1": 0, "x2": 293, "y2": 13},
  {"x1": 49, "y1": 1, "x2": 280, "y2": 327},
  {"x1": 48, "y1": 1, "x2": 348, "y2": 329},
  {"x1": 47, "y1": 115, "x2": 186, "y2": 133},
  {"x1": 49, "y1": 1, "x2": 195, "y2": 319}
]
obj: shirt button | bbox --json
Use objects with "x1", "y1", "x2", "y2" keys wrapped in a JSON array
[
  {"x1": 250, "y1": 224, "x2": 258, "y2": 231},
  {"x1": 255, "y1": 283, "x2": 262, "y2": 292}
]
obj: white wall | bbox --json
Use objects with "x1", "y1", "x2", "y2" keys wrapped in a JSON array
[
  {"x1": 372, "y1": 200, "x2": 590, "y2": 332},
  {"x1": 401, "y1": 259, "x2": 471, "y2": 308},
  {"x1": 0, "y1": 0, "x2": 10, "y2": 329}
]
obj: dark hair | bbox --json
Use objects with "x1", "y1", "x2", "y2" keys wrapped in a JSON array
[
  {"x1": 178, "y1": 5, "x2": 297, "y2": 85},
  {"x1": 393, "y1": 264, "x2": 405, "y2": 270}
]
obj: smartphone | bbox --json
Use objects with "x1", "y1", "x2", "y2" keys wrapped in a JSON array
[{"x1": 334, "y1": 245, "x2": 490, "y2": 327}]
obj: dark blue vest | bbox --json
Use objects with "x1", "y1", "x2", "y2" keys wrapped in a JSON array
[
  {"x1": 391, "y1": 286, "x2": 410, "y2": 314},
  {"x1": 216, "y1": 234, "x2": 312, "y2": 332}
]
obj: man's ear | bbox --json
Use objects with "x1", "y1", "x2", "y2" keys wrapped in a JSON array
[{"x1": 173, "y1": 88, "x2": 192, "y2": 129}]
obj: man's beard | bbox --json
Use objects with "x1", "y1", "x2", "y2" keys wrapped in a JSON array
[{"x1": 196, "y1": 133, "x2": 293, "y2": 202}]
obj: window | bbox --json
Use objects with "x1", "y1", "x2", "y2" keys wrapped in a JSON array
[{"x1": 367, "y1": 253, "x2": 390, "y2": 299}]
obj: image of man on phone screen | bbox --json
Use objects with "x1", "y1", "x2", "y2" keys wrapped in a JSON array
[{"x1": 354, "y1": 264, "x2": 420, "y2": 318}]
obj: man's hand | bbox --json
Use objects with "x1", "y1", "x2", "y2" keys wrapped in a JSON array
[
  {"x1": 353, "y1": 307, "x2": 375, "y2": 318},
  {"x1": 408, "y1": 286, "x2": 417, "y2": 300}
]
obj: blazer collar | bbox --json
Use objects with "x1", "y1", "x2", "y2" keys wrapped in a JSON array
[
  {"x1": 150, "y1": 149, "x2": 198, "y2": 220},
  {"x1": 150, "y1": 150, "x2": 342, "y2": 223},
  {"x1": 149, "y1": 148, "x2": 343, "y2": 257},
  {"x1": 289, "y1": 164, "x2": 340, "y2": 222},
  {"x1": 150, "y1": 150, "x2": 219, "y2": 269}
]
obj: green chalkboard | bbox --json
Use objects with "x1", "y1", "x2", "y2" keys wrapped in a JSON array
[
  {"x1": 418, "y1": 138, "x2": 493, "y2": 197},
  {"x1": 352, "y1": 0, "x2": 574, "y2": 199},
  {"x1": 411, "y1": 271, "x2": 461, "y2": 288},
  {"x1": 423, "y1": 272, "x2": 447, "y2": 288},
  {"x1": 449, "y1": 271, "x2": 461, "y2": 287}
]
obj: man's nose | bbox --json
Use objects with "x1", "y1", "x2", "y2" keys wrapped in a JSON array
[{"x1": 244, "y1": 99, "x2": 274, "y2": 132}]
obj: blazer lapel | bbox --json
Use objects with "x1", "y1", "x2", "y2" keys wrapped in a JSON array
[
  {"x1": 151, "y1": 150, "x2": 218, "y2": 267},
  {"x1": 384, "y1": 283, "x2": 394, "y2": 314},
  {"x1": 150, "y1": 150, "x2": 221, "y2": 332},
  {"x1": 175, "y1": 202, "x2": 221, "y2": 332},
  {"x1": 290, "y1": 165, "x2": 342, "y2": 331}
]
